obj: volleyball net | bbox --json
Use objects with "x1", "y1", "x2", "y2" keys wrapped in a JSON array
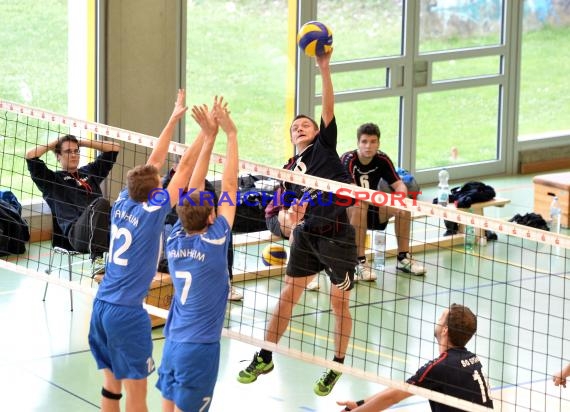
[{"x1": 2, "y1": 100, "x2": 570, "y2": 411}]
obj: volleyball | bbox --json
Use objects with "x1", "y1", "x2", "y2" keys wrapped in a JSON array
[
  {"x1": 261, "y1": 244, "x2": 288, "y2": 266},
  {"x1": 297, "y1": 21, "x2": 333, "y2": 57}
]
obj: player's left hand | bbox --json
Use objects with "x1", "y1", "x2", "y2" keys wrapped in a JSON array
[
  {"x1": 336, "y1": 400, "x2": 358, "y2": 411},
  {"x1": 553, "y1": 373, "x2": 567, "y2": 388}
]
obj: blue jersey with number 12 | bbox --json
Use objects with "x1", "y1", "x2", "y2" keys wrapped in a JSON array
[{"x1": 96, "y1": 188, "x2": 171, "y2": 307}]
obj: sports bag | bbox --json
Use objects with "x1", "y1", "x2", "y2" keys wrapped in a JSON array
[
  {"x1": 449, "y1": 181, "x2": 496, "y2": 208},
  {"x1": 0, "y1": 191, "x2": 30, "y2": 256}
]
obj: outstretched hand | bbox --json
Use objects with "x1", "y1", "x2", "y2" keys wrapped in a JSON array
[
  {"x1": 336, "y1": 400, "x2": 358, "y2": 411},
  {"x1": 191, "y1": 104, "x2": 218, "y2": 138},
  {"x1": 554, "y1": 372, "x2": 568, "y2": 388},
  {"x1": 316, "y1": 48, "x2": 332, "y2": 69},
  {"x1": 553, "y1": 364, "x2": 570, "y2": 388},
  {"x1": 212, "y1": 96, "x2": 237, "y2": 136},
  {"x1": 169, "y1": 89, "x2": 188, "y2": 123}
]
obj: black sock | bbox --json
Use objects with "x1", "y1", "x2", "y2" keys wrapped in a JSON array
[
  {"x1": 259, "y1": 349, "x2": 272, "y2": 363},
  {"x1": 333, "y1": 356, "x2": 345, "y2": 364},
  {"x1": 397, "y1": 252, "x2": 409, "y2": 261},
  {"x1": 357, "y1": 256, "x2": 366, "y2": 264}
]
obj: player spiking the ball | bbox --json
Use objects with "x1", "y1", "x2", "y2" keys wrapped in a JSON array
[{"x1": 238, "y1": 36, "x2": 358, "y2": 397}]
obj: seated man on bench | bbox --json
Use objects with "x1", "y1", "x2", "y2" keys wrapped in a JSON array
[
  {"x1": 26, "y1": 135, "x2": 120, "y2": 273},
  {"x1": 340, "y1": 122, "x2": 426, "y2": 281}
]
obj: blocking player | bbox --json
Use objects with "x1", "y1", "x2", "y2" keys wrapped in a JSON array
[
  {"x1": 156, "y1": 97, "x2": 237, "y2": 412},
  {"x1": 337, "y1": 304, "x2": 494, "y2": 411},
  {"x1": 237, "y1": 48, "x2": 357, "y2": 397},
  {"x1": 88, "y1": 90, "x2": 216, "y2": 411}
]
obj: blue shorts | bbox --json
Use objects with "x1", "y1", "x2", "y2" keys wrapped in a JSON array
[
  {"x1": 88, "y1": 299, "x2": 154, "y2": 380},
  {"x1": 157, "y1": 340, "x2": 220, "y2": 412}
]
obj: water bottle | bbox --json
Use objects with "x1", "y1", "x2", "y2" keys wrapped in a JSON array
[
  {"x1": 465, "y1": 208, "x2": 476, "y2": 251},
  {"x1": 372, "y1": 230, "x2": 386, "y2": 271},
  {"x1": 465, "y1": 225, "x2": 475, "y2": 251},
  {"x1": 437, "y1": 168, "x2": 450, "y2": 207},
  {"x1": 550, "y1": 195, "x2": 561, "y2": 233}
]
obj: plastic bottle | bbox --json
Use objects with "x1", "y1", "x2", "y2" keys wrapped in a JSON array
[
  {"x1": 465, "y1": 225, "x2": 475, "y2": 251},
  {"x1": 550, "y1": 195, "x2": 561, "y2": 233},
  {"x1": 437, "y1": 168, "x2": 450, "y2": 207},
  {"x1": 372, "y1": 230, "x2": 386, "y2": 271},
  {"x1": 465, "y1": 208, "x2": 476, "y2": 251}
]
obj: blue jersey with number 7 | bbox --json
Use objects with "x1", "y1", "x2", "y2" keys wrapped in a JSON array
[{"x1": 164, "y1": 216, "x2": 230, "y2": 343}]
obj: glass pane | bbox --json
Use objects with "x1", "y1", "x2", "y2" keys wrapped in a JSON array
[
  {"x1": 186, "y1": 0, "x2": 289, "y2": 166},
  {"x1": 419, "y1": 0, "x2": 503, "y2": 53},
  {"x1": 315, "y1": 98, "x2": 401, "y2": 166},
  {"x1": 0, "y1": 1, "x2": 68, "y2": 200},
  {"x1": 317, "y1": 1, "x2": 403, "y2": 60},
  {"x1": 518, "y1": 1, "x2": 570, "y2": 137},
  {"x1": 432, "y1": 56, "x2": 501, "y2": 82},
  {"x1": 416, "y1": 86, "x2": 500, "y2": 170},
  {"x1": 0, "y1": 1, "x2": 68, "y2": 112},
  {"x1": 316, "y1": 68, "x2": 389, "y2": 94}
]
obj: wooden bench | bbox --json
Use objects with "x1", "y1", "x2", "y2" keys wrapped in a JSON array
[{"x1": 447, "y1": 197, "x2": 511, "y2": 245}]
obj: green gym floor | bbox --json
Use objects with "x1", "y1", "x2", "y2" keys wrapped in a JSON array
[{"x1": 1, "y1": 173, "x2": 570, "y2": 411}]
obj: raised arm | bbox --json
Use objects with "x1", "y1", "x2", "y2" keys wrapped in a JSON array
[
  {"x1": 186, "y1": 103, "x2": 218, "y2": 192},
  {"x1": 213, "y1": 97, "x2": 238, "y2": 228},
  {"x1": 25, "y1": 138, "x2": 58, "y2": 159},
  {"x1": 316, "y1": 50, "x2": 334, "y2": 127},
  {"x1": 146, "y1": 89, "x2": 188, "y2": 170},
  {"x1": 167, "y1": 103, "x2": 218, "y2": 208},
  {"x1": 79, "y1": 138, "x2": 120, "y2": 153}
]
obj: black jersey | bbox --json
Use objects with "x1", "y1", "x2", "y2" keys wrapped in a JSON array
[
  {"x1": 407, "y1": 347, "x2": 494, "y2": 411},
  {"x1": 340, "y1": 150, "x2": 399, "y2": 190},
  {"x1": 283, "y1": 117, "x2": 353, "y2": 230},
  {"x1": 26, "y1": 151, "x2": 118, "y2": 235}
]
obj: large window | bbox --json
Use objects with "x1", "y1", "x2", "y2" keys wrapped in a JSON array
[
  {"x1": 186, "y1": 0, "x2": 291, "y2": 167},
  {"x1": 519, "y1": 0, "x2": 570, "y2": 138},
  {"x1": 0, "y1": 1, "x2": 68, "y2": 113},
  {"x1": 0, "y1": 0, "x2": 68, "y2": 200},
  {"x1": 2, "y1": 1, "x2": 569, "y2": 199}
]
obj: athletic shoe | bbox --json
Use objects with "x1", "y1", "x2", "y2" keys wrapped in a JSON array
[
  {"x1": 355, "y1": 264, "x2": 377, "y2": 281},
  {"x1": 313, "y1": 369, "x2": 342, "y2": 396},
  {"x1": 396, "y1": 253, "x2": 426, "y2": 276},
  {"x1": 91, "y1": 256, "x2": 105, "y2": 276},
  {"x1": 228, "y1": 286, "x2": 243, "y2": 301},
  {"x1": 237, "y1": 352, "x2": 274, "y2": 383},
  {"x1": 306, "y1": 278, "x2": 320, "y2": 291}
]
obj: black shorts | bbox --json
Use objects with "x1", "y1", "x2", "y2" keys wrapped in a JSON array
[
  {"x1": 367, "y1": 205, "x2": 389, "y2": 231},
  {"x1": 287, "y1": 223, "x2": 357, "y2": 291}
]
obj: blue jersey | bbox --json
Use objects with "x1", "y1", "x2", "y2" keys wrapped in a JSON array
[
  {"x1": 163, "y1": 216, "x2": 231, "y2": 343},
  {"x1": 96, "y1": 188, "x2": 171, "y2": 307}
]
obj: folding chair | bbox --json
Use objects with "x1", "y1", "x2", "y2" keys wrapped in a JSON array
[{"x1": 43, "y1": 214, "x2": 80, "y2": 311}]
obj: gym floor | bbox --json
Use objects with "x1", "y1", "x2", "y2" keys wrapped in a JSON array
[{"x1": 1, "y1": 173, "x2": 570, "y2": 411}]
